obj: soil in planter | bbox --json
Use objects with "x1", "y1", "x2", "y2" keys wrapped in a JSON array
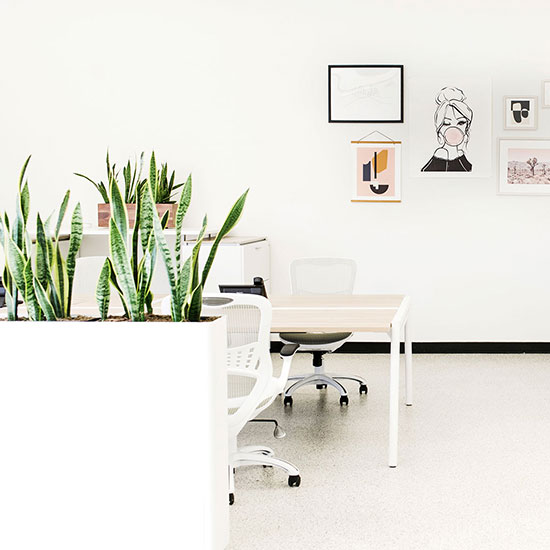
[{"x1": 0, "y1": 314, "x2": 218, "y2": 322}]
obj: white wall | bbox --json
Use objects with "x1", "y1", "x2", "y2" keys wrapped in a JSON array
[{"x1": 1, "y1": 0, "x2": 550, "y2": 341}]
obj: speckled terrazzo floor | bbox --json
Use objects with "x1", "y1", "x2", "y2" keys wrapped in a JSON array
[{"x1": 227, "y1": 353, "x2": 550, "y2": 550}]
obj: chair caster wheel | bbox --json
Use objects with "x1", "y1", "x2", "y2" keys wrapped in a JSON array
[
  {"x1": 316, "y1": 384, "x2": 327, "y2": 390},
  {"x1": 229, "y1": 493, "x2": 235, "y2": 506},
  {"x1": 359, "y1": 384, "x2": 368, "y2": 395},
  {"x1": 340, "y1": 395, "x2": 349, "y2": 406},
  {"x1": 284, "y1": 396, "x2": 293, "y2": 406},
  {"x1": 288, "y1": 475, "x2": 301, "y2": 487}
]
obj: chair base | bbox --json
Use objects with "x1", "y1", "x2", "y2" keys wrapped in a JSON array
[
  {"x1": 229, "y1": 445, "x2": 301, "y2": 505},
  {"x1": 285, "y1": 364, "x2": 368, "y2": 403}
]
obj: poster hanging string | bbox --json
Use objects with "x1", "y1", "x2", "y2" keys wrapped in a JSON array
[{"x1": 356, "y1": 130, "x2": 396, "y2": 142}]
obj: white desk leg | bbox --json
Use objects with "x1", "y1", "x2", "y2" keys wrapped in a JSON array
[
  {"x1": 388, "y1": 325, "x2": 400, "y2": 468},
  {"x1": 405, "y1": 318, "x2": 413, "y2": 406}
]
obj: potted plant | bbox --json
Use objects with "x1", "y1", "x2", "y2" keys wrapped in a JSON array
[
  {"x1": 0, "y1": 155, "x2": 248, "y2": 549},
  {"x1": 75, "y1": 151, "x2": 185, "y2": 228}
]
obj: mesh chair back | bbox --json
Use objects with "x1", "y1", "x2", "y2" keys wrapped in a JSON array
[
  {"x1": 290, "y1": 257, "x2": 356, "y2": 295},
  {"x1": 202, "y1": 294, "x2": 273, "y2": 437}
]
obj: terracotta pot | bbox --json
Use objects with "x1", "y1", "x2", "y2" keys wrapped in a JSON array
[{"x1": 97, "y1": 203, "x2": 178, "y2": 228}]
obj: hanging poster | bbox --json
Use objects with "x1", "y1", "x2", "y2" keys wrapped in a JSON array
[
  {"x1": 351, "y1": 141, "x2": 401, "y2": 202},
  {"x1": 409, "y1": 77, "x2": 492, "y2": 177}
]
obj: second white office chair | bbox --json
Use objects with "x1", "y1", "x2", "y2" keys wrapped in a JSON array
[
  {"x1": 162, "y1": 293, "x2": 301, "y2": 506},
  {"x1": 280, "y1": 257, "x2": 368, "y2": 406}
]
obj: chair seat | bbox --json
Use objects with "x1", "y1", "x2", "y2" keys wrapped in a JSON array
[{"x1": 280, "y1": 332, "x2": 352, "y2": 345}]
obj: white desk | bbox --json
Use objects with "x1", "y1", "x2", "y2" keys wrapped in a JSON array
[{"x1": 270, "y1": 294, "x2": 412, "y2": 468}]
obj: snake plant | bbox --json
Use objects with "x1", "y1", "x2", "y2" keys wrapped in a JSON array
[
  {"x1": 0, "y1": 156, "x2": 83, "y2": 320},
  {"x1": 95, "y1": 169, "x2": 169, "y2": 321},
  {"x1": 76, "y1": 151, "x2": 182, "y2": 204},
  {"x1": 146, "y1": 153, "x2": 249, "y2": 322},
  {"x1": 75, "y1": 151, "x2": 146, "y2": 204}
]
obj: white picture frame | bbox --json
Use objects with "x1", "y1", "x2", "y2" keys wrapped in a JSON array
[
  {"x1": 350, "y1": 141, "x2": 401, "y2": 202},
  {"x1": 503, "y1": 96, "x2": 538, "y2": 130},
  {"x1": 408, "y1": 77, "x2": 492, "y2": 178},
  {"x1": 498, "y1": 138, "x2": 550, "y2": 195},
  {"x1": 542, "y1": 81, "x2": 550, "y2": 108}
]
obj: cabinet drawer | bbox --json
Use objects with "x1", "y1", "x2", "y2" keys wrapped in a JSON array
[{"x1": 242, "y1": 240, "x2": 270, "y2": 283}]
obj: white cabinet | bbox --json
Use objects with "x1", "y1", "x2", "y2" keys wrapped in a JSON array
[{"x1": 150, "y1": 237, "x2": 270, "y2": 294}]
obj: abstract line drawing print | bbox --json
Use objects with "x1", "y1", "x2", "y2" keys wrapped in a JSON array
[
  {"x1": 421, "y1": 87, "x2": 473, "y2": 172},
  {"x1": 362, "y1": 149, "x2": 389, "y2": 194}
]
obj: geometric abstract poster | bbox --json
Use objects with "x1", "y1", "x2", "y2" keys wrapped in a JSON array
[
  {"x1": 504, "y1": 96, "x2": 537, "y2": 130},
  {"x1": 351, "y1": 141, "x2": 401, "y2": 202},
  {"x1": 499, "y1": 139, "x2": 550, "y2": 195},
  {"x1": 409, "y1": 77, "x2": 492, "y2": 178}
]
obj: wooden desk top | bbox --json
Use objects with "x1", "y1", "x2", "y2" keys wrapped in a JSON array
[{"x1": 270, "y1": 295, "x2": 407, "y2": 333}]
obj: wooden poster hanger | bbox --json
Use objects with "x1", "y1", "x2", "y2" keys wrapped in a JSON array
[{"x1": 351, "y1": 130, "x2": 401, "y2": 144}]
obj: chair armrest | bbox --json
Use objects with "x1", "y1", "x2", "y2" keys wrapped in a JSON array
[{"x1": 280, "y1": 343, "x2": 299, "y2": 358}]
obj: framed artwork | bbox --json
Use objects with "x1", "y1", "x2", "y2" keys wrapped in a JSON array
[
  {"x1": 408, "y1": 77, "x2": 492, "y2": 178},
  {"x1": 542, "y1": 81, "x2": 550, "y2": 108},
  {"x1": 351, "y1": 141, "x2": 401, "y2": 202},
  {"x1": 504, "y1": 96, "x2": 537, "y2": 130},
  {"x1": 499, "y1": 139, "x2": 550, "y2": 195},
  {"x1": 329, "y1": 65, "x2": 403, "y2": 123}
]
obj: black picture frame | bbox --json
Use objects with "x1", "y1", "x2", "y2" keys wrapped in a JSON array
[{"x1": 328, "y1": 64, "x2": 404, "y2": 123}]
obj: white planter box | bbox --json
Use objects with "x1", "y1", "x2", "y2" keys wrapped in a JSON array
[{"x1": 0, "y1": 317, "x2": 228, "y2": 550}]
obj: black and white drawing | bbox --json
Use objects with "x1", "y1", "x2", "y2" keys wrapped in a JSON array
[
  {"x1": 409, "y1": 76, "x2": 492, "y2": 178},
  {"x1": 328, "y1": 65, "x2": 403, "y2": 123},
  {"x1": 421, "y1": 87, "x2": 473, "y2": 172},
  {"x1": 504, "y1": 97, "x2": 537, "y2": 130}
]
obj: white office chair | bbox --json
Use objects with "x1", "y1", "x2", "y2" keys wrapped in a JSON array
[
  {"x1": 161, "y1": 294, "x2": 301, "y2": 506},
  {"x1": 280, "y1": 258, "x2": 368, "y2": 406}
]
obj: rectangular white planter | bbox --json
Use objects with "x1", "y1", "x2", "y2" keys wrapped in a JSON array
[{"x1": 0, "y1": 317, "x2": 228, "y2": 550}]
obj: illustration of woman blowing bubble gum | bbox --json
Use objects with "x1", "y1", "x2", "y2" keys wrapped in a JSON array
[{"x1": 421, "y1": 87, "x2": 473, "y2": 172}]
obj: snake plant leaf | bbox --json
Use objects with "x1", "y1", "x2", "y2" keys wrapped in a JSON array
[
  {"x1": 106, "y1": 257, "x2": 130, "y2": 318},
  {"x1": 191, "y1": 214, "x2": 208, "y2": 291},
  {"x1": 96, "y1": 258, "x2": 111, "y2": 321},
  {"x1": 139, "y1": 177, "x2": 154, "y2": 252},
  {"x1": 18, "y1": 155, "x2": 31, "y2": 191},
  {"x1": 146, "y1": 177, "x2": 179, "y2": 320},
  {"x1": 136, "y1": 250, "x2": 153, "y2": 321},
  {"x1": 43, "y1": 212, "x2": 55, "y2": 266},
  {"x1": 131, "y1": 189, "x2": 141, "y2": 282},
  {"x1": 177, "y1": 256, "x2": 192, "y2": 319},
  {"x1": 149, "y1": 151, "x2": 157, "y2": 203},
  {"x1": 23, "y1": 258, "x2": 41, "y2": 320},
  {"x1": 20, "y1": 182, "x2": 30, "y2": 226},
  {"x1": 201, "y1": 189, "x2": 249, "y2": 287},
  {"x1": 0, "y1": 216, "x2": 5, "y2": 246},
  {"x1": 35, "y1": 213, "x2": 62, "y2": 317},
  {"x1": 55, "y1": 190, "x2": 70, "y2": 238},
  {"x1": 3, "y1": 262, "x2": 16, "y2": 320},
  {"x1": 187, "y1": 283, "x2": 203, "y2": 322},
  {"x1": 5, "y1": 233, "x2": 29, "y2": 301},
  {"x1": 34, "y1": 278, "x2": 57, "y2": 321},
  {"x1": 53, "y1": 243, "x2": 69, "y2": 316},
  {"x1": 109, "y1": 218, "x2": 138, "y2": 320},
  {"x1": 175, "y1": 174, "x2": 192, "y2": 274},
  {"x1": 35, "y1": 213, "x2": 50, "y2": 289},
  {"x1": 66, "y1": 203, "x2": 83, "y2": 316},
  {"x1": 109, "y1": 176, "x2": 128, "y2": 244}
]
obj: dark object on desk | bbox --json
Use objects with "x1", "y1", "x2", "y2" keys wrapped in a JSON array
[
  {"x1": 219, "y1": 276, "x2": 268, "y2": 298},
  {"x1": 0, "y1": 276, "x2": 5, "y2": 308}
]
